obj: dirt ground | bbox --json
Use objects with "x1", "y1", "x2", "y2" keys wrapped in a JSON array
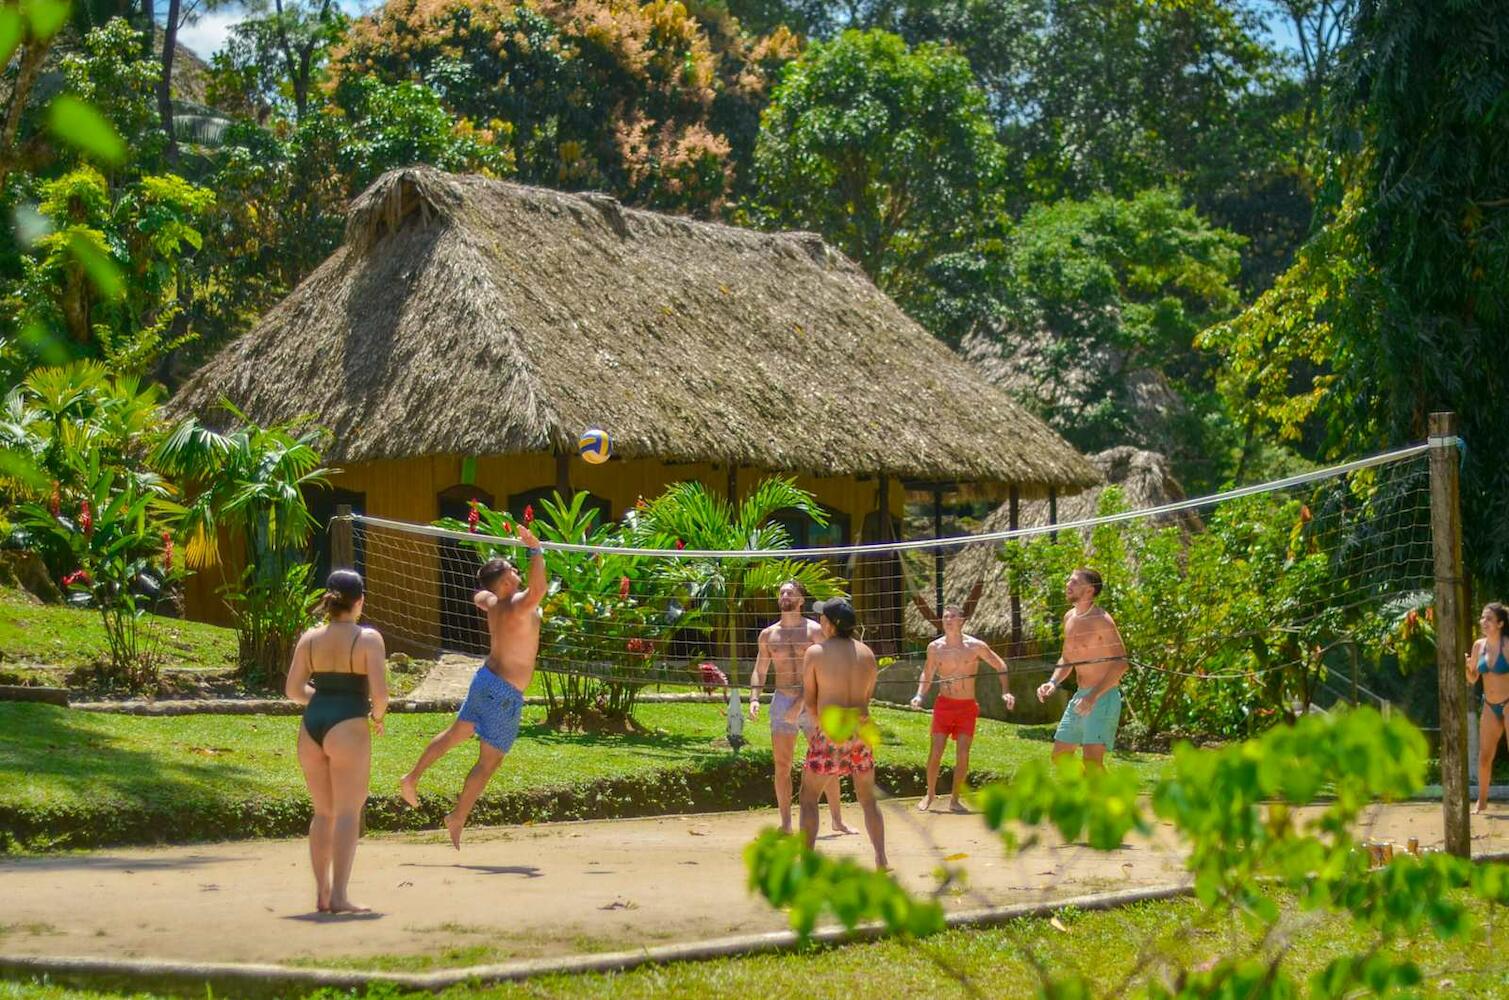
[{"x1": 0, "y1": 799, "x2": 1503, "y2": 970}]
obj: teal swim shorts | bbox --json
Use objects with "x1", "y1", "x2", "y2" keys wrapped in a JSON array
[{"x1": 1053, "y1": 687, "x2": 1123, "y2": 748}]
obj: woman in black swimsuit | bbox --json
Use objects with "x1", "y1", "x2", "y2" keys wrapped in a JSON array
[{"x1": 285, "y1": 570, "x2": 389, "y2": 913}]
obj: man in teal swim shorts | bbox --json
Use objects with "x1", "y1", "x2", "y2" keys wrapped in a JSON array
[{"x1": 1036, "y1": 568, "x2": 1128, "y2": 770}]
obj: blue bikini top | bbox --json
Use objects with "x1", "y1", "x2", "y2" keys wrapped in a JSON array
[{"x1": 1480, "y1": 644, "x2": 1509, "y2": 675}]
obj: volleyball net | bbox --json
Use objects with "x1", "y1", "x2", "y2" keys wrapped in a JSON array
[{"x1": 344, "y1": 443, "x2": 1441, "y2": 737}]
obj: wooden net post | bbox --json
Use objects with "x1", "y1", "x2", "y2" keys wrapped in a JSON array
[
  {"x1": 1429, "y1": 412, "x2": 1470, "y2": 857},
  {"x1": 332, "y1": 504, "x2": 355, "y2": 571}
]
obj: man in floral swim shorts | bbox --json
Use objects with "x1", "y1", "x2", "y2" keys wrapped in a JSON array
[{"x1": 799, "y1": 597, "x2": 887, "y2": 869}]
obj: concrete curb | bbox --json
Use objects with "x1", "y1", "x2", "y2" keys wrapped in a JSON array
[
  {"x1": 0, "y1": 883, "x2": 1194, "y2": 996},
  {"x1": 1412, "y1": 784, "x2": 1509, "y2": 801}
]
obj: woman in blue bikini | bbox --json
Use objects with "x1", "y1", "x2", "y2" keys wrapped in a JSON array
[
  {"x1": 1466, "y1": 602, "x2": 1509, "y2": 814},
  {"x1": 285, "y1": 570, "x2": 389, "y2": 912}
]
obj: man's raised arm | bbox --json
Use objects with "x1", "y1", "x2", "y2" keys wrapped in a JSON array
[{"x1": 514, "y1": 524, "x2": 548, "y2": 610}]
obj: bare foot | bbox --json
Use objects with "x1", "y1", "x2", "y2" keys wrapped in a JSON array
[
  {"x1": 1476, "y1": 802, "x2": 1488, "y2": 815},
  {"x1": 327, "y1": 899, "x2": 371, "y2": 914},
  {"x1": 876, "y1": 859, "x2": 891, "y2": 872},
  {"x1": 444, "y1": 811, "x2": 465, "y2": 850},
  {"x1": 948, "y1": 799, "x2": 970, "y2": 814},
  {"x1": 399, "y1": 775, "x2": 420, "y2": 809},
  {"x1": 916, "y1": 795, "x2": 935, "y2": 813},
  {"x1": 831, "y1": 818, "x2": 859, "y2": 835}
]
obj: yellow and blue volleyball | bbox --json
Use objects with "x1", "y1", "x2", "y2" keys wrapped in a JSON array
[{"x1": 578, "y1": 427, "x2": 612, "y2": 464}]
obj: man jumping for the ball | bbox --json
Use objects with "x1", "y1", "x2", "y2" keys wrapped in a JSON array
[
  {"x1": 749, "y1": 580, "x2": 853, "y2": 835},
  {"x1": 1036, "y1": 568, "x2": 1128, "y2": 771},
  {"x1": 400, "y1": 524, "x2": 546, "y2": 848},
  {"x1": 911, "y1": 604, "x2": 1014, "y2": 812}
]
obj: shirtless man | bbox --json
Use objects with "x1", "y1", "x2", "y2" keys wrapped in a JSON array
[
  {"x1": 911, "y1": 605, "x2": 1014, "y2": 812},
  {"x1": 749, "y1": 581, "x2": 853, "y2": 835},
  {"x1": 400, "y1": 524, "x2": 546, "y2": 848},
  {"x1": 800, "y1": 597, "x2": 886, "y2": 869},
  {"x1": 1036, "y1": 568, "x2": 1128, "y2": 770}
]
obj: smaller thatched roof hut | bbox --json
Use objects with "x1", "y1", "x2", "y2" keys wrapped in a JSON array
[{"x1": 907, "y1": 447, "x2": 1199, "y2": 643}]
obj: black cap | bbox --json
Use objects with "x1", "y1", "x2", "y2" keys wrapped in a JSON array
[{"x1": 812, "y1": 596, "x2": 857, "y2": 630}]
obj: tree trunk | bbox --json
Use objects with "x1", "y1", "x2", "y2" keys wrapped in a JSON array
[
  {"x1": 159, "y1": 0, "x2": 181, "y2": 162},
  {"x1": 0, "y1": 41, "x2": 49, "y2": 194}
]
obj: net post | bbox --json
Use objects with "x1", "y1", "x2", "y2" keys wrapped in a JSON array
[
  {"x1": 1429, "y1": 412, "x2": 1470, "y2": 857},
  {"x1": 332, "y1": 504, "x2": 355, "y2": 571},
  {"x1": 1009, "y1": 486, "x2": 1022, "y2": 655}
]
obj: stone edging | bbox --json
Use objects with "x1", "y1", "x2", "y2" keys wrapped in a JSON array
[{"x1": 0, "y1": 883, "x2": 1194, "y2": 996}]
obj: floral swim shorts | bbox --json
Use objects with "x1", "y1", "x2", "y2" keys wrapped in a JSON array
[{"x1": 803, "y1": 728, "x2": 875, "y2": 777}]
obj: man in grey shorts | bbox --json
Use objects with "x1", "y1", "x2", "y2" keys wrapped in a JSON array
[{"x1": 749, "y1": 580, "x2": 853, "y2": 835}]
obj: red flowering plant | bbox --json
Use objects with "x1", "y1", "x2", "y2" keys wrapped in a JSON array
[{"x1": 17, "y1": 457, "x2": 185, "y2": 690}]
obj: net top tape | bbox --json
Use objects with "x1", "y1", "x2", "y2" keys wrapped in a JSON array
[{"x1": 348, "y1": 443, "x2": 1430, "y2": 561}]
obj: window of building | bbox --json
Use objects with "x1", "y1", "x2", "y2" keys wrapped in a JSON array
[{"x1": 772, "y1": 504, "x2": 851, "y2": 551}]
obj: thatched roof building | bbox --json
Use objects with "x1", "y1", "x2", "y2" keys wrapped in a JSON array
[
  {"x1": 175, "y1": 167, "x2": 1097, "y2": 490},
  {"x1": 907, "y1": 447, "x2": 1199, "y2": 643},
  {"x1": 175, "y1": 167, "x2": 1099, "y2": 652}
]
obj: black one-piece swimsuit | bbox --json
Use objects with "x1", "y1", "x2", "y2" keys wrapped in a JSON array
[{"x1": 303, "y1": 629, "x2": 369, "y2": 746}]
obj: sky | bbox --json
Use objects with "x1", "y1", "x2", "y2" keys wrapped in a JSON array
[{"x1": 177, "y1": 2, "x2": 1302, "y2": 63}]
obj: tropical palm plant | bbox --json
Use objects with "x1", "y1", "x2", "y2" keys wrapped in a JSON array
[
  {"x1": 152, "y1": 402, "x2": 333, "y2": 683},
  {"x1": 625, "y1": 477, "x2": 846, "y2": 686}
]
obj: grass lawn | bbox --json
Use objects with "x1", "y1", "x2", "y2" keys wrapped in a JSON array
[
  {"x1": 0, "y1": 701, "x2": 1164, "y2": 849},
  {"x1": 0, "y1": 587, "x2": 237, "y2": 675},
  {"x1": 0, "y1": 701, "x2": 1164, "y2": 811},
  {"x1": 2, "y1": 892, "x2": 1505, "y2": 998}
]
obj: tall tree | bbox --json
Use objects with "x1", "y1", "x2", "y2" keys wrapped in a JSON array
[
  {"x1": 972, "y1": 187, "x2": 1245, "y2": 485},
  {"x1": 749, "y1": 29, "x2": 1008, "y2": 342},
  {"x1": 1338, "y1": 0, "x2": 1509, "y2": 585},
  {"x1": 332, "y1": 0, "x2": 796, "y2": 216},
  {"x1": 210, "y1": 0, "x2": 346, "y2": 122},
  {"x1": 1205, "y1": 0, "x2": 1509, "y2": 585}
]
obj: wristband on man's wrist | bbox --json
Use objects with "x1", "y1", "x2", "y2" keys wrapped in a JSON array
[
  {"x1": 525, "y1": 546, "x2": 543, "y2": 558},
  {"x1": 1046, "y1": 679, "x2": 1059, "y2": 692}
]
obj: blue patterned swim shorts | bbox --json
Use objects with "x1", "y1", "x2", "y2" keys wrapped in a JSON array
[{"x1": 457, "y1": 665, "x2": 524, "y2": 753}]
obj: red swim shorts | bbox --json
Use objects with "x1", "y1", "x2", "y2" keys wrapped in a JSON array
[
  {"x1": 931, "y1": 696, "x2": 980, "y2": 738},
  {"x1": 804, "y1": 729, "x2": 875, "y2": 777}
]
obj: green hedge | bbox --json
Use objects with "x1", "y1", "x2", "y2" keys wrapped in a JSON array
[{"x1": 0, "y1": 759, "x2": 985, "y2": 853}]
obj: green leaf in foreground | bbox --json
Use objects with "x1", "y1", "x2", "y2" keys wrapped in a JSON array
[
  {"x1": 47, "y1": 95, "x2": 126, "y2": 166},
  {"x1": 23, "y1": 0, "x2": 70, "y2": 38},
  {"x1": 745, "y1": 828, "x2": 944, "y2": 940},
  {"x1": 66, "y1": 230, "x2": 123, "y2": 298},
  {"x1": 0, "y1": 7, "x2": 23, "y2": 67}
]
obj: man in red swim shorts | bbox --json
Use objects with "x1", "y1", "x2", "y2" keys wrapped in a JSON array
[
  {"x1": 799, "y1": 597, "x2": 887, "y2": 870},
  {"x1": 911, "y1": 605, "x2": 1014, "y2": 813}
]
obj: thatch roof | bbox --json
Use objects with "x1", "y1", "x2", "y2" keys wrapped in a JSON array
[
  {"x1": 906, "y1": 447, "x2": 1199, "y2": 641},
  {"x1": 960, "y1": 329, "x2": 1189, "y2": 458},
  {"x1": 174, "y1": 167, "x2": 1098, "y2": 489}
]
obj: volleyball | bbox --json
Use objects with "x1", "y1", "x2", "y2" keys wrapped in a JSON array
[{"x1": 578, "y1": 427, "x2": 612, "y2": 464}]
